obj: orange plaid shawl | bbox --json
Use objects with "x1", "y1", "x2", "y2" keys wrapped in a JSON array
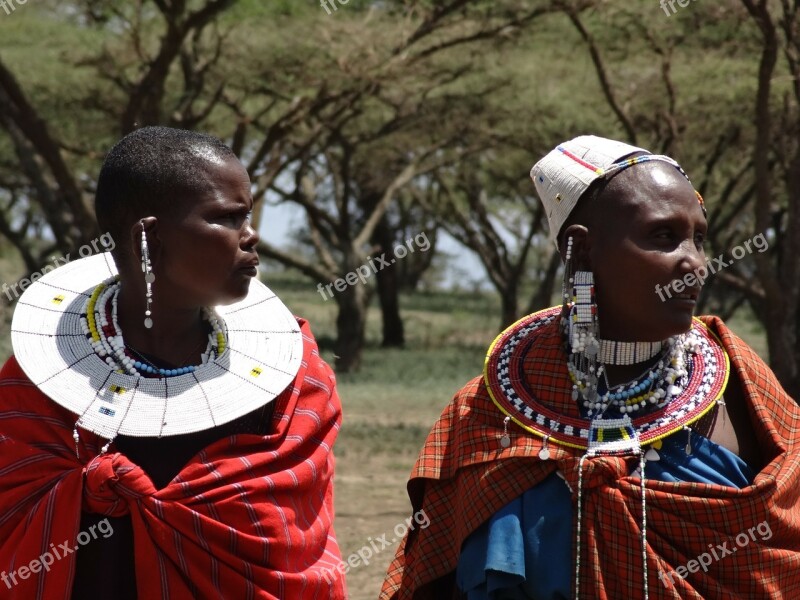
[
  {"x1": 381, "y1": 315, "x2": 800, "y2": 599},
  {"x1": 0, "y1": 319, "x2": 346, "y2": 600}
]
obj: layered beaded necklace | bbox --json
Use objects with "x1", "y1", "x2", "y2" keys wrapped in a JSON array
[
  {"x1": 567, "y1": 334, "x2": 694, "y2": 419},
  {"x1": 80, "y1": 277, "x2": 226, "y2": 378}
]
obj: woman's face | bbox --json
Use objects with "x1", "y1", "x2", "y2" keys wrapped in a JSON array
[
  {"x1": 583, "y1": 163, "x2": 707, "y2": 342},
  {"x1": 153, "y1": 155, "x2": 260, "y2": 307}
]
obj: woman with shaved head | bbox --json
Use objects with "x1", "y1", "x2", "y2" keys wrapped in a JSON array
[
  {"x1": 0, "y1": 127, "x2": 346, "y2": 599},
  {"x1": 382, "y1": 135, "x2": 800, "y2": 599}
]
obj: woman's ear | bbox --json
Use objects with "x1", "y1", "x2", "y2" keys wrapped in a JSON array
[{"x1": 561, "y1": 224, "x2": 592, "y2": 271}]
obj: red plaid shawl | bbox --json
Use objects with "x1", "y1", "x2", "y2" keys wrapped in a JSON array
[
  {"x1": 0, "y1": 318, "x2": 346, "y2": 600},
  {"x1": 381, "y1": 315, "x2": 800, "y2": 599}
]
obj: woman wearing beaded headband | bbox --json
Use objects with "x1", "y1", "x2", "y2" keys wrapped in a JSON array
[
  {"x1": 382, "y1": 135, "x2": 800, "y2": 599},
  {"x1": 0, "y1": 127, "x2": 347, "y2": 599}
]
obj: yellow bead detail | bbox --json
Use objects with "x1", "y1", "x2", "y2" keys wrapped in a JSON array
[{"x1": 86, "y1": 283, "x2": 106, "y2": 343}]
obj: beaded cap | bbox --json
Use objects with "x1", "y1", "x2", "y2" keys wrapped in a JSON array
[
  {"x1": 11, "y1": 252, "x2": 303, "y2": 439},
  {"x1": 530, "y1": 135, "x2": 697, "y2": 246}
]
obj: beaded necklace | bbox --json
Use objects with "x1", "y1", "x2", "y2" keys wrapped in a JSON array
[
  {"x1": 597, "y1": 339, "x2": 663, "y2": 365},
  {"x1": 568, "y1": 335, "x2": 694, "y2": 419},
  {"x1": 80, "y1": 277, "x2": 226, "y2": 378}
]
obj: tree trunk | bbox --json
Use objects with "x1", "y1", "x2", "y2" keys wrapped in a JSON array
[
  {"x1": 334, "y1": 282, "x2": 368, "y2": 373},
  {"x1": 527, "y1": 251, "x2": 563, "y2": 314},
  {"x1": 762, "y1": 302, "x2": 799, "y2": 394},
  {"x1": 376, "y1": 264, "x2": 405, "y2": 347},
  {"x1": 499, "y1": 281, "x2": 519, "y2": 330},
  {"x1": 373, "y1": 220, "x2": 405, "y2": 347}
]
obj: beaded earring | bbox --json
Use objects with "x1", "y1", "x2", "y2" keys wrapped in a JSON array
[
  {"x1": 562, "y1": 236, "x2": 574, "y2": 309},
  {"x1": 568, "y1": 270, "x2": 601, "y2": 406},
  {"x1": 562, "y1": 236, "x2": 600, "y2": 406},
  {"x1": 141, "y1": 221, "x2": 155, "y2": 329},
  {"x1": 569, "y1": 270, "x2": 598, "y2": 358}
]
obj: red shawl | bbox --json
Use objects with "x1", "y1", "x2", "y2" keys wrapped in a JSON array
[
  {"x1": 0, "y1": 318, "x2": 346, "y2": 600},
  {"x1": 381, "y1": 316, "x2": 800, "y2": 599}
]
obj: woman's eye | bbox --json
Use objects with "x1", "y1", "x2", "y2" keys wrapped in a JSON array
[
  {"x1": 218, "y1": 213, "x2": 241, "y2": 224},
  {"x1": 214, "y1": 209, "x2": 252, "y2": 227}
]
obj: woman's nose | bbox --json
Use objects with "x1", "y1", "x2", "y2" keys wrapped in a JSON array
[
  {"x1": 241, "y1": 221, "x2": 259, "y2": 249},
  {"x1": 678, "y1": 240, "x2": 706, "y2": 282}
]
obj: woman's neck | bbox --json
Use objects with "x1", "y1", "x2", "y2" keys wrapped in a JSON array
[{"x1": 116, "y1": 283, "x2": 209, "y2": 367}]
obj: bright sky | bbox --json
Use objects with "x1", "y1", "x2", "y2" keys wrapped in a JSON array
[{"x1": 257, "y1": 200, "x2": 491, "y2": 290}]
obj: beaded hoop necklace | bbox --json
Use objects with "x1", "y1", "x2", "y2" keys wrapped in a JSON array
[
  {"x1": 568, "y1": 336, "x2": 691, "y2": 419},
  {"x1": 484, "y1": 306, "x2": 729, "y2": 452}
]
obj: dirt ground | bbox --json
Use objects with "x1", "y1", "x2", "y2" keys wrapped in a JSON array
[{"x1": 334, "y1": 452, "x2": 417, "y2": 600}]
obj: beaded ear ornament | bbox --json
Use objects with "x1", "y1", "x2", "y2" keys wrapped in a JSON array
[{"x1": 140, "y1": 221, "x2": 155, "y2": 329}]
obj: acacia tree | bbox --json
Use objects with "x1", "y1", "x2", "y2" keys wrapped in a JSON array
[
  {"x1": 430, "y1": 155, "x2": 559, "y2": 329},
  {"x1": 1, "y1": 0, "x2": 797, "y2": 386},
  {"x1": 737, "y1": 0, "x2": 800, "y2": 397},
  {"x1": 0, "y1": 0, "x2": 237, "y2": 276},
  {"x1": 232, "y1": 0, "x2": 578, "y2": 370}
]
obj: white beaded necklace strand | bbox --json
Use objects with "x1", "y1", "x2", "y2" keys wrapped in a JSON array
[
  {"x1": 80, "y1": 278, "x2": 225, "y2": 378},
  {"x1": 574, "y1": 449, "x2": 650, "y2": 600},
  {"x1": 597, "y1": 339, "x2": 663, "y2": 365},
  {"x1": 568, "y1": 335, "x2": 692, "y2": 419}
]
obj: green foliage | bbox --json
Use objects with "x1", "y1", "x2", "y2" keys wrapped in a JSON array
[{"x1": 0, "y1": 0, "x2": 792, "y2": 373}]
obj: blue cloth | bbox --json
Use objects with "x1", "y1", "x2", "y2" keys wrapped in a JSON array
[{"x1": 455, "y1": 430, "x2": 755, "y2": 599}]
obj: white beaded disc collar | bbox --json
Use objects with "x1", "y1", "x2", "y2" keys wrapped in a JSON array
[{"x1": 11, "y1": 252, "x2": 303, "y2": 439}]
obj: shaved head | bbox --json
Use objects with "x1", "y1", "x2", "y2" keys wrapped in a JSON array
[{"x1": 94, "y1": 126, "x2": 237, "y2": 257}]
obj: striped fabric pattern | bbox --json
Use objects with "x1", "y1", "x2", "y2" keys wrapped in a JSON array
[
  {"x1": 0, "y1": 319, "x2": 346, "y2": 600},
  {"x1": 381, "y1": 315, "x2": 800, "y2": 599}
]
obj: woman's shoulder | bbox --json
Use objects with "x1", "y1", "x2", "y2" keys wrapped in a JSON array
[
  {"x1": 696, "y1": 315, "x2": 774, "y2": 377},
  {"x1": 697, "y1": 315, "x2": 799, "y2": 435},
  {"x1": 0, "y1": 354, "x2": 29, "y2": 381},
  {"x1": 0, "y1": 355, "x2": 42, "y2": 399}
]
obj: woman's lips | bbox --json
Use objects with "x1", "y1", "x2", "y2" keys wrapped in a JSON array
[{"x1": 668, "y1": 293, "x2": 697, "y2": 307}]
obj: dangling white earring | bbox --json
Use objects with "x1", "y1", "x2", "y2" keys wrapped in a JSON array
[
  {"x1": 562, "y1": 236, "x2": 574, "y2": 309},
  {"x1": 561, "y1": 236, "x2": 602, "y2": 408},
  {"x1": 141, "y1": 221, "x2": 155, "y2": 329}
]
